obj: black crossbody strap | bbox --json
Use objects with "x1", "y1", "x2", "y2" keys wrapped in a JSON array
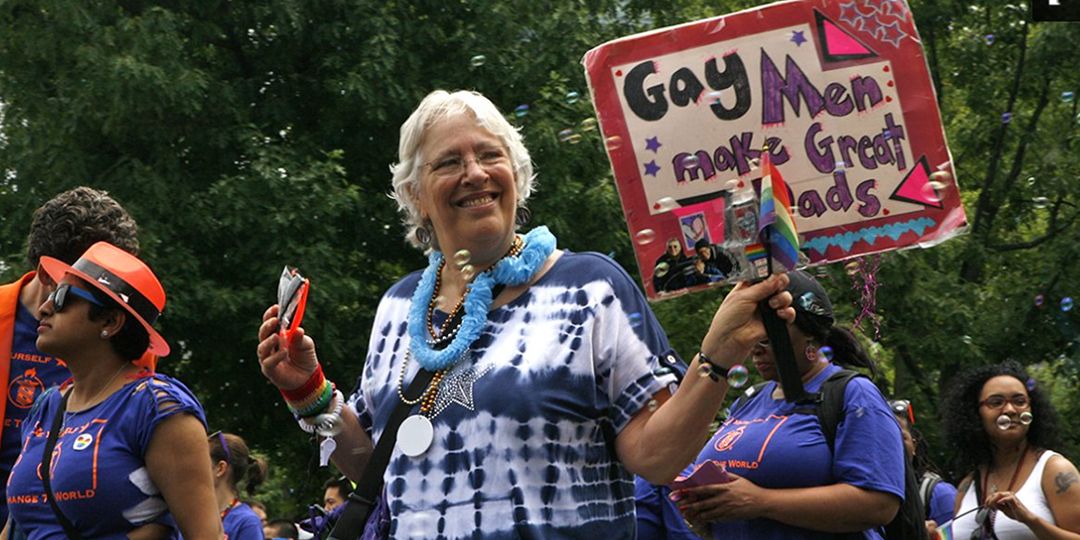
[
  {"x1": 327, "y1": 284, "x2": 506, "y2": 540},
  {"x1": 42, "y1": 389, "x2": 83, "y2": 540},
  {"x1": 326, "y1": 368, "x2": 434, "y2": 540}
]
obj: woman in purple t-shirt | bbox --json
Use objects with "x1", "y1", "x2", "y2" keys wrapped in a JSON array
[
  {"x1": 674, "y1": 271, "x2": 905, "y2": 539},
  {"x1": 3, "y1": 242, "x2": 220, "y2": 540}
]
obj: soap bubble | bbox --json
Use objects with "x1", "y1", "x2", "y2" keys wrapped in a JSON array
[
  {"x1": 818, "y1": 346, "x2": 835, "y2": 362},
  {"x1": 604, "y1": 136, "x2": 623, "y2": 151},
  {"x1": 1034, "y1": 294, "x2": 1045, "y2": 308},
  {"x1": 654, "y1": 197, "x2": 679, "y2": 212},
  {"x1": 513, "y1": 104, "x2": 530, "y2": 118},
  {"x1": 453, "y1": 250, "x2": 471, "y2": 268},
  {"x1": 680, "y1": 154, "x2": 700, "y2": 169},
  {"x1": 469, "y1": 55, "x2": 486, "y2": 67},
  {"x1": 558, "y1": 128, "x2": 580, "y2": 144},
  {"x1": 565, "y1": 91, "x2": 580, "y2": 104},
  {"x1": 1019, "y1": 411, "x2": 1033, "y2": 425},
  {"x1": 1061, "y1": 297, "x2": 1074, "y2": 312},
  {"x1": 727, "y1": 364, "x2": 750, "y2": 388},
  {"x1": 634, "y1": 229, "x2": 657, "y2": 245},
  {"x1": 1001, "y1": 112, "x2": 1012, "y2": 123},
  {"x1": 984, "y1": 34, "x2": 995, "y2": 45},
  {"x1": 996, "y1": 414, "x2": 1012, "y2": 430},
  {"x1": 1032, "y1": 197, "x2": 1049, "y2": 209},
  {"x1": 654, "y1": 262, "x2": 670, "y2": 277},
  {"x1": 1061, "y1": 91, "x2": 1074, "y2": 103},
  {"x1": 580, "y1": 118, "x2": 598, "y2": 132}
]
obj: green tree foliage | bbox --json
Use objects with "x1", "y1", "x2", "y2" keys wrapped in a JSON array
[{"x1": 1, "y1": 0, "x2": 1077, "y2": 514}]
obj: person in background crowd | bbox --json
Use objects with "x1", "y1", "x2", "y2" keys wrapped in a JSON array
[
  {"x1": 0, "y1": 186, "x2": 151, "y2": 527},
  {"x1": 4, "y1": 242, "x2": 218, "y2": 539},
  {"x1": 674, "y1": 271, "x2": 905, "y2": 539},
  {"x1": 264, "y1": 519, "x2": 299, "y2": 540},
  {"x1": 210, "y1": 431, "x2": 268, "y2": 540},
  {"x1": 890, "y1": 399, "x2": 957, "y2": 537},
  {"x1": 322, "y1": 476, "x2": 353, "y2": 513},
  {"x1": 246, "y1": 499, "x2": 268, "y2": 527},
  {"x1": 942, "y1": 362, "x2": 1080, "y2": 539},
  {"x1": 256, "y1": 89, "x2": 795, "y2": 539}
]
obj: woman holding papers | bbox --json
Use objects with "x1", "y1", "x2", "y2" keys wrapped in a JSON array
[{"x1": 674, "y1": 271, "x2": 905, "y2": 539}]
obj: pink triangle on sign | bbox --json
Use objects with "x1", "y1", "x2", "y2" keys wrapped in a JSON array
[
  {"x1": 890, "y1": 157, "x2": 943, "y2": 209},
  {"x1": 823, "y1": 19, "x2": 872, "y2": 56}
]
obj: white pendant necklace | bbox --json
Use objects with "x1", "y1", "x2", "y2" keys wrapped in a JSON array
[{"x1": 397, "y1": 415, "x2": 434, "y2": 458}]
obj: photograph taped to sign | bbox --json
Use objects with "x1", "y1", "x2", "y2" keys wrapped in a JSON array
[{"x1": 583, "y1": 0, "x2": 967, "y2": 299}]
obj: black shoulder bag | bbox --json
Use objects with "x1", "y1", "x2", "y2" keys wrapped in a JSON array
[{"x1": 41, "y1": 389, "x2": 83, "y2": 540}]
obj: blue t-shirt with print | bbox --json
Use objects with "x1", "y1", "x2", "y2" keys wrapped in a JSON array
[
  {"x1": 0, "y1": 302, "x2": 72, "y2": 525},
  {"x1": 224, "y1": 501, "x2": 264, "y2": 540},
  {"x1": 691, "y1": 363, "x2": 905, "y2": 540},
  {"x1": 7, "y1": 373, "x2": 206, "y2": 539},
  {"x1": 348, "y1": 251, "x2": 682, "y2": 540}
]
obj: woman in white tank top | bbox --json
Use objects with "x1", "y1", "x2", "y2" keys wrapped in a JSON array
[{"x1": 942, "y1": 362, "x2": 1080, "y2": 539}]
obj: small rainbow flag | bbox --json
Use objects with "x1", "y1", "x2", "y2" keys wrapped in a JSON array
[
  {"x1": 757, "y1": 145, "x2": 800, "y2": 272},
  {"x1": 935, "y1": 523, "x2": 953, "y2": 540},
  {"x1": 744, "y1": 242, "x2": 767, "y2": 261}
]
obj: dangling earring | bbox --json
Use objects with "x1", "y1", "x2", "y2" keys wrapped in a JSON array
[
  {"x1": 804, "y1": 345, "x2": 818, "y2": 363},
  {"x1": 415, "y1": 225, "x2": 431, "y2": 246},
  {"x1": 100, "y1": 330, "x2": 110, "y2": 339},
  {"x1": 515, "y1": 206, "x2": 532, "y2": 227}
]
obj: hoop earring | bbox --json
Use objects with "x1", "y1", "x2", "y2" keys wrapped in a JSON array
[
  {"x1": 415, "y1": 225, "x2": 431, "y2": 246},
  {"x1": 804, "y1": 345, "x2": 818, "y2": 363},
  {"x1": 515, "y1": 206, "x2": 532, "y2": 227}
]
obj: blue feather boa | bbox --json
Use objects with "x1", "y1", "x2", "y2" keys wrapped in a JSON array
[{"x1": 407, "y1": 226, "x2": 556, "y2": 371}]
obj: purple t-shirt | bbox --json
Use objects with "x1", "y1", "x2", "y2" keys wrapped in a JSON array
[
  {"x1": 927, "y1": 478, "x2": 957, "y2": 528},
  {"x1": 0, "y1": 302, "x2": 72, "y2": 525},
  {"x1": 692, "y1": 363, "x2": 905, "y2": 539},
  {"x1": 7, "y1": 373, "x2": 206, "y2": 539},
  {"x1": 224, "y1": 501, "x2": 264, "y2": 540}
]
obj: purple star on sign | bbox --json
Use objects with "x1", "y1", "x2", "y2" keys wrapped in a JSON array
[
  {"x1": 645, "y1": 136, "x2": 662, "y2": 153},
  {"x1": 644, "y1": 160, "x2": 661, "y2": 177},
  {"x1": 791, "y1": 30, "x2": 807, "y2": 46}
]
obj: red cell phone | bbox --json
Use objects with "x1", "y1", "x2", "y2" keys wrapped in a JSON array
[{"x1": 277, "y1": 266, "x2": 310, "y2": 343}]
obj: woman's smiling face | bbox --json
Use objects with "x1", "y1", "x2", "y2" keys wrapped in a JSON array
[{"x1": 416, "y1": 113, "x2": 517, "y2": 259}]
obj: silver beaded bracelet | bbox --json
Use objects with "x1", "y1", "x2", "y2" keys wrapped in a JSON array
[{"x1": 297, "y1": 389, "x2": 345, "y2": 437}]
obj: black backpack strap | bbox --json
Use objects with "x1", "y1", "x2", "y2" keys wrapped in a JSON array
[
  {"x1": 919, "y1": 471, "x2": 942, "y2": 509},
  {"x1": 42, "y1": 388, "x2": 82, "y2": 540},
  {"x1": 809, "y1": 369, "x2": 862, "y2": 448}
]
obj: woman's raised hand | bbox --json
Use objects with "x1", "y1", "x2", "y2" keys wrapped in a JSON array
[
  {"x1": 699, "y1": 273, "x2": 794, "y2": 361},
  {"x1": 257, "y1": 304, "x2": 320, "y2": 391}
]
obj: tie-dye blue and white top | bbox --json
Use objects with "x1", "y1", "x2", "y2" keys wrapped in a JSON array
[{"x1": 349, "y1": 250, "x2": 683, "y2": 539}]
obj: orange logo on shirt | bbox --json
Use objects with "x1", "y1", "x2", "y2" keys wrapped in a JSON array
[
  {"x1": 9, "y1": 369, "x2": 44, "y2": 409},
  {"x1": 714, "y1": 425, "x2": 746, "y2": 452}
]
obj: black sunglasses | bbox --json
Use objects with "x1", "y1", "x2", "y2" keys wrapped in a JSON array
[
  {"x1": 48, "y1": 283, "x2": 105, "y2": 312},
  {"x1": 209, "y1": 430, "x2": 232, "y2": 464}
]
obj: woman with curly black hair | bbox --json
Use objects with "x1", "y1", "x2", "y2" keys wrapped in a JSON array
[{"x1": 942, "y1": 361, "x2": 1080, "y2": 539}]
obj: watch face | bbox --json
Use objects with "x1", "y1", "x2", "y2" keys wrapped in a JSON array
[{"x1": 278, "y1": 266, "x2": 309, "y2": 334}]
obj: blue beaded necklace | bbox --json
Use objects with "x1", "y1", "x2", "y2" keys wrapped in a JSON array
[{"x1": 407, "y1": 226, "x2": 556, "y2": 371}]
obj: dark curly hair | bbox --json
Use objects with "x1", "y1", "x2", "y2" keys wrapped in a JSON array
[
  {"x1": 941, "y1": 361, "x2": 1062, "y2": 475},
  {"x1": 26, "y1": 187, "x2": 139, "y2": 267}
]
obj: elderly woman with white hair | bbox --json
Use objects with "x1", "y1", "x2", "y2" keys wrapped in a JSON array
[{"x1": 256, "y1": 89, "x2": 795, "y2": 539}]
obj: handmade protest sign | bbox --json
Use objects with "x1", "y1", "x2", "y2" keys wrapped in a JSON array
[{"x1": 584, "y1": 0, "x2": 967, "y2": 299}]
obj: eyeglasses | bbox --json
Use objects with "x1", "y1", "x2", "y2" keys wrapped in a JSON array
[
  {"x1": 424, "y1": 147, "x2": 510, "y2": 180},
  {"x1": 979, "y1": 395, "x2": 1029, "y2": 409},
  {"x1": 209, "y1": 430, "x2": 232, "y2": 464},
  {"x1": 47, "y1": 283, "x2": 105, "y2": 312}
]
